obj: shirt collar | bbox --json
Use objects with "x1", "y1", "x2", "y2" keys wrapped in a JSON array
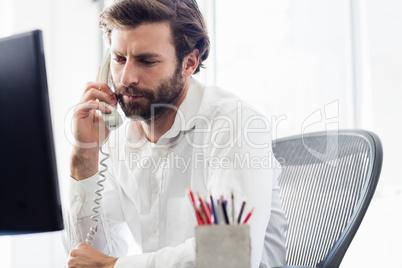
[{"x1": 159, "y1": 77, "x2": 203, "y2": 139}]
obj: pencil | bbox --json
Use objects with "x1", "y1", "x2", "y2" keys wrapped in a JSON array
[
  {"x1": 206, "y1": 200, "x2": 211, "y2": 215},
  {"x1": 221, "y1": 199, "x2": 230, "y2": 224},
  {"x1": 187, "y1": 188, "x2": 202, "y2": 225},
  {"x1": 210, "y1": 193, "x2": 219, "y2": 224},
  {"x1": 198, "y1": 193, "x2": 212, "y2": 224},
  {"x1": 237, "y1": 197, "x2": 246, "y2": 224},
  {"x1": 217, "y1": 199, "x2": 225, "y2": 225},
  {"x1": 198, "y1": 205, "x2": 208, "y2": 224},
  {"x1": 231, "y1": 192, "x2": 235, "y2": 224},
  {"x1": 242, "y1": 207, "x2": 254, "y2": 224},
  {"x1": 189, "y1": 188, "x2": 207, "y2": 225}
]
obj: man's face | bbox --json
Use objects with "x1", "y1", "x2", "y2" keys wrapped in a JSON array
[{"x1": 110, "y1": 22, "x2": 184, "y2": 121}]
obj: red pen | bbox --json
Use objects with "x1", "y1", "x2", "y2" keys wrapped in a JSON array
[{"x1": 242, "y1": 207, "x2": 254, "y2": 224}]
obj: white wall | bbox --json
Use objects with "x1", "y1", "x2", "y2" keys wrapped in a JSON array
[
  {"x1": 214, "y1": 0, "x2": 354, "y2": 141},
  {"x1": 366, "y1": 0, "x2": 402, "y2": 189},
  {"x1": 342, "y1": 0, "x2": 402, "y2": 266}
]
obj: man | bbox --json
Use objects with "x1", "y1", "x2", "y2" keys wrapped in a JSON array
[{"x1": 63, "y1": 0, "x2": 288, "y2": 267}]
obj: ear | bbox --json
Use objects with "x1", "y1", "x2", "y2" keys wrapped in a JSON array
[{"x1": 182, "y1": 49, "x2": 200, "y2": 77}]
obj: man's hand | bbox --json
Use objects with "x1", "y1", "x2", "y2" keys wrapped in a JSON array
[
  {"x1": 70, "y1": 79, "x2": 118, "y2": 181},
  {"x1": 67, "y1": 242, "x2": 118, "y2": 268}
]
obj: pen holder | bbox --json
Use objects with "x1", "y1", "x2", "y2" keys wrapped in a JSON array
[{"x1": 195, "y1": 225, "x2": 251, "y2": 268}]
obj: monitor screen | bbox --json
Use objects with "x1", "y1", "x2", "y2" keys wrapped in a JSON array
[{"x1": 0, "y1": 30, "x2": 63, "y2": 234}]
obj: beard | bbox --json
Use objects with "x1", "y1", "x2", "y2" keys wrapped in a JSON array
[{"x1": 113, "y1": 64, "x2": 184, "y2": 122}]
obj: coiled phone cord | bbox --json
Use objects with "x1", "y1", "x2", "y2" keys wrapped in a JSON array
[{"x1": 85, "y1": 136, "x2": 110, "y2": 246}]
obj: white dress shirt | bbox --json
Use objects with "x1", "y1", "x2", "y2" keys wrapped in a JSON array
[{"x1": 63, "y1": 78, "x2": 288, "y2": 268}]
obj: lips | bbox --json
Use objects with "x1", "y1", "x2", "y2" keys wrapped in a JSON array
[{"x1": 123, "y1": 93, "x2": 144, "y2": 101}]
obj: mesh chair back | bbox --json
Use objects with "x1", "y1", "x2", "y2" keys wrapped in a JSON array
[{"x1": 272, "y1": 130, "x2": 382, "y2": 267}]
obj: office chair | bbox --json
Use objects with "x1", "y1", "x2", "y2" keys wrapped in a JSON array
[{"x1": 272, "y1": 129, "x2": 383, "y2": 268}]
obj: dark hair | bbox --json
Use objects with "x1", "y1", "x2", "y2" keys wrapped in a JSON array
[{"x1": 99, "y1": 0, "x2": 210, "y2": 74}]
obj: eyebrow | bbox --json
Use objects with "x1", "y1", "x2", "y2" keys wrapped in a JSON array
[
  {"x1": 111, "y1": 49, "x2": 162, "y2": 59},
  {"x1": 111, "y1": 49, "x2": 124, "y2": 57}
]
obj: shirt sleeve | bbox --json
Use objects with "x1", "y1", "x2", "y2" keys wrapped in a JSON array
[
  {"x1": 62, "y1": 170, "x2": 129, "y2": 258},
  {"x1": 115, "y1": 238, "x2": 196, "y2": 268}
]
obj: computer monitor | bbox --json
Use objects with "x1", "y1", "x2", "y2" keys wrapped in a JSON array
[{"x1": 0, "y1": 30, "x2": 64, "y2": 234}]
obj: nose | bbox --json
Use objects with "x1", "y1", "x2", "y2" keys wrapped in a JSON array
[{"x1": 120, "y1": 60, "x2": 139, "y2": 87}]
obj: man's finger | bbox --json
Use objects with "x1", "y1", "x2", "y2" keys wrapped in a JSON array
[
  {"x1": 74, "y1": 100, "x2": 111, "y2": 115},
  {"x1": 84, "y1": 82, "x2": 114, "y2": 96},
  {"x1": 96, "y1": 65, "x2": 101, "y2": 82},
  {"x1": 81, "y1": 87, "x2": 117, "y2": 107}
]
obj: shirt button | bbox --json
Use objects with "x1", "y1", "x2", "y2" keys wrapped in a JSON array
[
  {"x1": 153, "y1": 187, "x2": 160, "y2": 194},
  {"x1": 156, "y1": 149, "x2": 164, "y2": 157},
  {"x1": 151, "y1": 225, "x2": 158, "y2": 233},
  {"x1": 75, "y1": 196, "x2": 82, "y2": 203}
]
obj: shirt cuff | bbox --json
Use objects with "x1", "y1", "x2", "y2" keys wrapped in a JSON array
[
  {"x1": 114, "y1": 253, "x2": 153, "y2": 268},
  {"x1": 68, "y1": 174, "x2": 101, "y2": 217}
]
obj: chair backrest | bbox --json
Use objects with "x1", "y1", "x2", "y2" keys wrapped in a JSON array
[{"x1": 272, "y1": 129, "x2": 383, "y2": 267}]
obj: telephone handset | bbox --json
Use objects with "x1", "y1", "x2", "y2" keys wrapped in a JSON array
[
  {"x1": 98, "y1": 48, "x2": 123, "y2": 130},
  {"x1": 85, "y1": 48, "x2": 122, "y2": 246}
]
